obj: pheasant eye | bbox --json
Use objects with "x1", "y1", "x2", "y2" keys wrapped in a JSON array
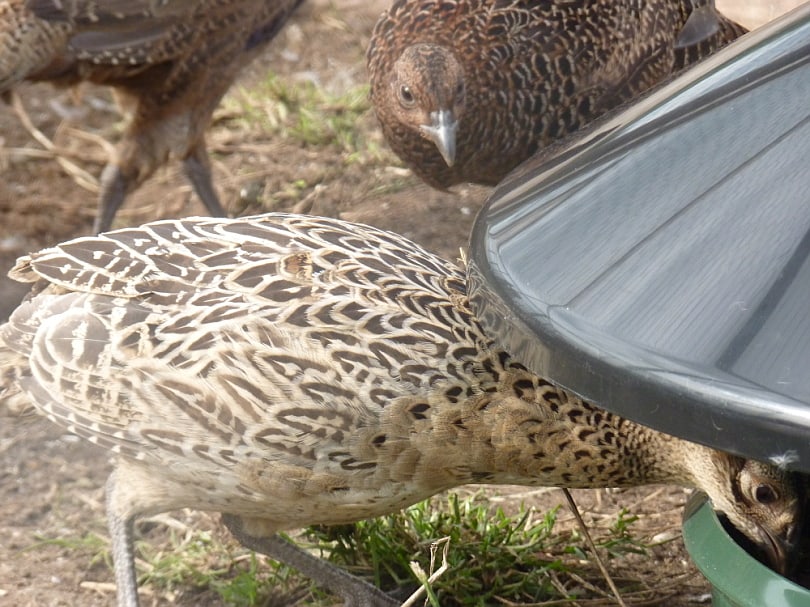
[
  {"x1": 755, "y1": 484, "x2": 778, "y2": 504},
  {"x1": 399, "y1": 85, "x2": 415, "y2": 106}
]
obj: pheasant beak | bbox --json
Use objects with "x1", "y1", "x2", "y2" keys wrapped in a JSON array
[
  {"x1": 757, "y1": 524, "x2": 789, "y2": 575},
  {"x1": 420, "y1": 109, "x2": 457, "y2": 167}
]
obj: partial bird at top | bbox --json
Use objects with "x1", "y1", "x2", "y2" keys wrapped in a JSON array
[
  {"x1": 0, "y1": 212, "x2": 799, "y2": 606},
  {"x1": 367, "y1": 0, "x2": 747, "y2": 189},
  {"x1": 0, "y1": 0, "x2": 305, "y2": 233}
]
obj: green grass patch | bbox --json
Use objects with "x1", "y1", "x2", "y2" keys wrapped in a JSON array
[
  {"x1": 225, "y1": 73, "x2": 373, "y2": 153},
  {"x1": 306, "y1": 494, "x2": 575, "y2": 606},
  {"x1": 28, "y1": 494, "x2": 652, "y2": 605},
  {"x1": 30, "y1": 531, "x2": 111, "y2": 570}
]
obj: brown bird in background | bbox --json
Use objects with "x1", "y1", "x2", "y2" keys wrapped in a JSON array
[
  {"x1": 0, "y1": 212, "x2": 798, "y2": 606},
  {"x1": 0, "y1": 0, "x2": 304, "y2": 233},
  {"x1": 367, "y1": 0, "x2": 747, "y2": 189}
]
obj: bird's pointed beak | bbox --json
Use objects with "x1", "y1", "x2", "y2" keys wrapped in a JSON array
[
  {"x1": 757, "y1": 524, "x2": 790, "y2": 575},
  {"x1": 420, "y1": 109, "x2": 457, "y2": 167}
]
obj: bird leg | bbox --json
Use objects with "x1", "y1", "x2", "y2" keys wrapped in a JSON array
[
  {"x1": 94, "y1": 139, "x2": 225, "y2": 234},
  {"x1": 182, "y1": 140, "x2": 227, "y2": 219},
  {"x1": 105, "y1": 472, "x2": 142, "y2": 607},
  {"x1": 95, "y1": 163, "x2": 129, "y2": 234},
  {"x1": 221, "y1": 514, "x2": 400, "y2": 607}
]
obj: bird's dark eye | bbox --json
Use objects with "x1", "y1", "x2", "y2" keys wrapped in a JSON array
[
  {"x1": 399, "y1": 85, "x2": 415, "y2": 106},
  {"x1": 755, "y1": 484, "x2": 779, "y2": 504},
  {"x1": 455, "y1": 82, "x2": 464, "y2": 98}
]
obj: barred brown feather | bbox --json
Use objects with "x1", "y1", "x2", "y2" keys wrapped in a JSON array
[
  {"x1": 0, "y1": 0, "x2": 304, "y2": 233},
  {"x1": 0, "y1": 213, "x2": 796, "y2": 606},
  {"x1": 367, "y1": 0, "x2": 747, "y2": 189}
]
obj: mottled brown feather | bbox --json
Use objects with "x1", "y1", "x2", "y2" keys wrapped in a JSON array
[
  {"x1": 367, "y1": 0, "x2": 747, "y2": 188},
  {"x1": 0, "y1": 213, "x2": 798, "y2": 605},
  {"x1": 0, "y1": 0, "x2": 304, "y2": 232}
]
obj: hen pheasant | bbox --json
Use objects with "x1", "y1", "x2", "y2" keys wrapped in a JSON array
[
  {"x1": 0, "y1": 0, "x2": 304, "y2": 233},
  {"x1": 367, "y1": 0, "x2": 747, "y2": 188},
  {"x1": 0, "y1": 213, "x2": 798, "y2": 606}
]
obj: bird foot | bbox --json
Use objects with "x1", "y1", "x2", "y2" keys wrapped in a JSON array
[{"x1": 221, "y1": 514, "x2": 400, "y2": 607}]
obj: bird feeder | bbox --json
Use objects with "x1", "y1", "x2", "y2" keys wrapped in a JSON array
[{"x1": 468, "y1": 3, "x2": 810, "y2": 605}]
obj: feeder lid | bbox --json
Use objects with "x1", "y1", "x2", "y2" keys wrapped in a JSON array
[{"x1": 469, "y1": 5, "x2": 810, "y2": 472}]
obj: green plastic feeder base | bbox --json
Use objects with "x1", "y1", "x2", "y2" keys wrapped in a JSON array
[{"x1": 682, "y1": 493, "x2": 810, "y2": 606}]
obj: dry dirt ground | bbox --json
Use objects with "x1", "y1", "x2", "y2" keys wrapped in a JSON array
[{"x1": 0, "y1": 1, "x2": 806, "y2": 606}]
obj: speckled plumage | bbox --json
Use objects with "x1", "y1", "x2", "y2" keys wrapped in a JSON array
[
  {"x1": 0, "y1": 0, "x2": 304, "y2": 233},
  {"x1": 0, "y1": 213, "x2": 797, "y2": 606},
  {"x1": 367, "y1": 0, "x2": 747, "y2": 188}
]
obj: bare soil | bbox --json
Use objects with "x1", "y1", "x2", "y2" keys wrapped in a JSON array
[{"x1": 0, "y1": 1, "x2": 805, "y2": 605}]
